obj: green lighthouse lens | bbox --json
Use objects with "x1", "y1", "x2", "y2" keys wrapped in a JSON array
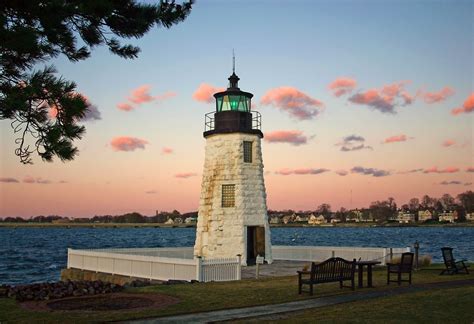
[{"x1": 230, "y1": 98, "x2": 239, "y2": 110}]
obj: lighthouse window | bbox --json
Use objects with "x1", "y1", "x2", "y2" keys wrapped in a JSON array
[
  {"x1": 222, "y1": 184, "x2": 235, "y2": 208},
  {"x1": 243, "y1": 141, "x2": 253, "y2": 163}
]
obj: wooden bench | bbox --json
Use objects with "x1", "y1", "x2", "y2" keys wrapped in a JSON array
[{"x1": 297, "y1": 257, "x2": 356, "y2": 295}]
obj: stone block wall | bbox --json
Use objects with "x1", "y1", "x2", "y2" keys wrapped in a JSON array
[{"x1": 194, "y1": 133, "x2": 272, "y2": 264}]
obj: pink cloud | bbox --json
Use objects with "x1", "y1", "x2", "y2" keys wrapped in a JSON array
[
  {"x1": 275, "y1": 168, "x2": 329, "y2": 175},
  {"x1": 0, "y1": 177, "x2": 19, "y2": 183},
  {"x1": 442, "y1": 139, "x2": 456, "y2": 147},
  {"x1": 118, "y1": 85, "x2": 176, "y2": 111},
  {"x1": 129, "y1": 85, "x2": 154, "y2": 104},
  {"x1": 423, "y1": 166, "x2": 459, "y2": 174},
  {"x1": 328, "y1": 77, "x2": 357, "y2": 97},
  {"x1": 348, "y1": 81, "x2": 413, "y2": 114},
  {"x1": 23, "y1": 176, "x2": 36, "y2": 183},
  {"x1": 451, "y1": 93, "x2": 474, "y2": 115},
  {"x1": 423, "y1": 87, "x2": 455, "y2": 104},
  {"x1": 175, "y1": 172, "x2": 198, "y2": 179},
  {"x1": 260, "y1": 87, "x2": 323, "y2": 120},
  {"x1": 335, "y1": 170, "x2": 348, "y2": 176},
  {"x1": 36, "y1": 178, "x2": 52, "y2": 184},
  {"x1": 383, "y1": 134, "x2": 409, "y2": 144},
  {"x1": 466, "y1": 167, "x2": 474, "y2": 173},
  {"x1": 117, "y1": 103, "x2": 134, "y2": 111},
  {"x1": 110, "y1": 137, "x2": 149, "y2": 152},
  {"x1": 264, "y1": 130, "x2": 308, "y2": 145},
  {"x1": 21, "y1": 176, "x2": 51, "y2": 184},
  {"x1": 162, "y1": 147, "x2": 174, "y2": 154},
  {"x1": 192, "y1": 83, "x2": 225, "y2": 103}
]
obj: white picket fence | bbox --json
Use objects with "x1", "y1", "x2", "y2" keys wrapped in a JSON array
[
  {"x1": 272, "y1": 245, "x2": 411, "y2": 265},
  {"x1": 67, "y1": 248, "x2": 240, "y2": 282},
  {"x1": 68, "y1": 245, "x2": 411, "y2": 283}
]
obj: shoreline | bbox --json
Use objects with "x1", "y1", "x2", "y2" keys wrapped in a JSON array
[{"x1": 0, "y1": 222, "x2": 473, "y2": 228}]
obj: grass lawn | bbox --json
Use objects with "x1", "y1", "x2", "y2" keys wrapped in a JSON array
[
  {"x1": 0, "y1": 265, "x2": 472, "y2": 323},
  {"x1": 265, "y1": 286, "x2": 474, "y2": 323}
]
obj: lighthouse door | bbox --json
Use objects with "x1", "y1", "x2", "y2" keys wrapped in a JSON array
[{"x1": 246, "y1": 226, "x2": 266, "y2": 265}]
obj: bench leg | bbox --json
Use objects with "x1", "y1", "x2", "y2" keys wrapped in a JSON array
[
  {"x1": 298, "y1": 281, "x2": 302, "y2": 295},
  {"x1": 397, "y1": 272, "x2": 401, "y2": 285},
  {"x1": 387, "y1": 271, "x2": 390, "y2": 285},
  {"x1": 351, "y1": 278, "x2": 355, "y2": 291},
  {"x1": 339, "y1": 280, "x2": 343, "y2": 289},
  {"x1": 409, "y1": 271, "x2": 412, "y2": 284},
  {"x1": 309, "y1": 283, "x2": 313, "y2": 296}
]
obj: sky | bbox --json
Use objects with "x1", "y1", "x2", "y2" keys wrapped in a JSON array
[{"x1": 1, "y1": 0, "x2": 473, "y2": 218}]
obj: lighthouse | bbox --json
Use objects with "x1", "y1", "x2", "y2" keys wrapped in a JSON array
[{"x1": 193, "y1": 63, "x2": 272, "y2": 265}]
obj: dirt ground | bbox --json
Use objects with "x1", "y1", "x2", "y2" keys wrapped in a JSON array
[{"x1": 19, "y1": 292, "x2": 180, "y2": 312}]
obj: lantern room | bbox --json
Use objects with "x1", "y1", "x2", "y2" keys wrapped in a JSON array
[{"x1": 214, "y1": 72, "x2": 253, "y2": 113}]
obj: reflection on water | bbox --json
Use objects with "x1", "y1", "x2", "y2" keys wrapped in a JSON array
[{"x1": 0, "y1": 226, "x2": 472, "y2": 285}]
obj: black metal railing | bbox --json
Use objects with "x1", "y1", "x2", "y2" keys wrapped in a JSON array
[{"x1": 204, "y1": 111, "x2": 262, "y2": 132}]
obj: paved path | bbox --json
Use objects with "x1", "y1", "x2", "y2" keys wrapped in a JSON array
[{"x1": 128, "y1": 279, "x2": 474, "y2": 324}]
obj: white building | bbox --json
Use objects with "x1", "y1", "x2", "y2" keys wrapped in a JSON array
[
  {"x1": 397, "y1": 211, "x2": 415, "y2": 224},
  {"x1": 466, "y1": 213, "x2": 474, "y2": 221},
  {"x1": 418, "y1": 210, "x2": 433, "y2": 222},
  {"x1": 194, "y1": 70, "x2": 272, "y2": 265},
  {"x1": 438, "y1": 211, "x2": 458, "y2": 223},
  {"x1": 308, "y1": 214, "x2": 326, "y2": 225}
]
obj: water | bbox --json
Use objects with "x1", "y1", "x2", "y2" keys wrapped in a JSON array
[{"x1": 0, "y1": 226, "x2": 472, "y2": 285}]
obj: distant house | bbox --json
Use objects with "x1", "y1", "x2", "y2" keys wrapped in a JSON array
[
  {"x1": 330, "y1": 218, "x2": 341, "y2": 224},
  {"x1": 397, "y1": 211, "x2": 415, "y2": 224},
  {"x1": 164, "y1": 218, "x2": 175, "y2": 225},
  {"x1": 438, "y1": 211, "x2": 458, "y2": 223},
  {"x1": 282, "y1": 213, "x2": 296, "y2": 224},
  {"x1": 174, "y1": 217, "x2": 183, "y2": 224},
  {"x1": 308, "y1": 214, "x2": 326, "y2": 225},
  {"x1": 295, "y1": 215, "x2": 308, "y2": 223},
  {"x1": 184, "y1": 217, "x2": 197, "y2": 224},
  {"x1": 269, "y1": 216, "x2": 281, "y2": 224},
  {"x1": 418, "y1": 210, "x2": 433, "y2": 222},
  {"x1": 347, "y1": 210, "x2": 362, "y2": 222},
  {"x1": 466, "y1": 213, "x2": 474, "y2": 221}
]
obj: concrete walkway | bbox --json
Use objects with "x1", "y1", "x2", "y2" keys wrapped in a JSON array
[{"x1": 128, "y1": 279, "x2": 473, "y2": 324}]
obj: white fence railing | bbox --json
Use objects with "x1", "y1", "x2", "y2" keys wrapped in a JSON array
[
  {"x1": 67, "y1": 248, "x2": 240, "y2": 282},
  {"x1": 272, "y1": 246, "x2": 410, "y2": 265},
  {"x1": 199, "y1": 256, "x2": 242, "y2": 282}
]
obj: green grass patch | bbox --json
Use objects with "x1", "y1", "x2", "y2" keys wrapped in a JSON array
[
  {"x1": 268, "y1": 286, "x2": 474, "y2": 323},
  {"x1": 0, "y1": 264, "x2": 472, "y2": 323}
]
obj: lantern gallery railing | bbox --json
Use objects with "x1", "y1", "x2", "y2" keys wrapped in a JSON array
[{"x1": 204, "y1": 110, "x2": 262, "y2": 132}]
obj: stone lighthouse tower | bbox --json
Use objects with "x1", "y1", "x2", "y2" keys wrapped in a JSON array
[{"x1": 194, "y1": 65, "x2": 272, "y2": 265}]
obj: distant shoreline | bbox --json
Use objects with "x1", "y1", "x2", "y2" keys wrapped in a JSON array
[{"x1": 0, "y1": 222, "x2": 473, "y2": 228}]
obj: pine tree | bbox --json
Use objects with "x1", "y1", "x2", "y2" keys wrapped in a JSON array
[{"x1": 0, "y1": 0, "x2": 193, "y2": 163}]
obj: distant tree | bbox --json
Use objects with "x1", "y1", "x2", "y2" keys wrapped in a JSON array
[
  {"x1": 408, "y1": 198, "x2": 420, "y2": 212},
  {"x1": 439, "y1": 193, "x2": 455, "y2": 210},
  {"x1": 435, "y1": 200, "x2": 444, "y2": 213},
  {"x1": 457, "y1": 191, "x2": 474, "y2": 213},
  {"x1": 335, "y1": 207, "x2": 347, "y2": 222},
  {"x1": 369, "y1": 200, "x2": 393, "y2": 222},
  {"x1": 401, "y1": 204, "x2": 410, "y2": 212},
  {"x1": 1, "y1": 0, "x2": 193, "y2": 163},
  {"x1": 387, "y1": 197, "x2": 397, "y2": 212},
  {"x1": 421, "y1": 195, "x2": 436, "y2": 209},
  {"x1": 317, "y1": 203, "x2": 332, "y2": 221}
]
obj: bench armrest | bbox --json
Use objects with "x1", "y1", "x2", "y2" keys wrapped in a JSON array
[{"x1": 297, "y1": 270, "x2": 311, "y2": 275}]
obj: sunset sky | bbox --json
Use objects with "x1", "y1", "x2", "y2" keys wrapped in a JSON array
[{"x1": 1, "y1": 0, "x2": 473, "y2": 218}]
